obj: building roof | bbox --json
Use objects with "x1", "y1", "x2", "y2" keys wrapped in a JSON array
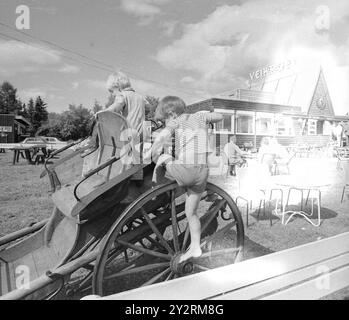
[
  {"x1": 14, "y1": 115, "x2": 31, "y2": 127},
  {"x1": 214, "y1": 67, "x2": 337, "y2": 119},
  {"x1": 187, "y1": 98, "x2": 302, "y2": 116}
]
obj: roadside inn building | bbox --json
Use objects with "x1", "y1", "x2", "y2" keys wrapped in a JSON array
[
  {"x1": 0, "y1": 113, "x2": 31, "y2": 143},
  {"x1": 188, "y1": 65, "x2": 349, "y2": 150}
]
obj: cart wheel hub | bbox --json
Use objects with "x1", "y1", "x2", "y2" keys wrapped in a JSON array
[{"x1": 170, "y1": 252, "x2": 194, "y2": 275}]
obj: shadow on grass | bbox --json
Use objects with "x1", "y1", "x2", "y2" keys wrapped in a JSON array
[
  {"x1": 249, "y1": 203, "x2": 338, "y2": 223},
  {"x1": 242, "y1": 234, "x2": 275, "y2": 260}
]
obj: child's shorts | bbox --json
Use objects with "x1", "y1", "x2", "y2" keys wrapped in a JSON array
[{"x1": 165, "y1": 162, "x2": 209, "y2": 193}]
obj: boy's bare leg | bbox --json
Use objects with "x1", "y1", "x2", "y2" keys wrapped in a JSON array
[{"x1": 179, "y1": 190, "x2": 203, "y2": 263}]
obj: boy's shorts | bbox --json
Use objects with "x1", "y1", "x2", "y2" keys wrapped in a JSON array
[{"x1": 165, "y1": 162, "x2": 209, "y2": 193}]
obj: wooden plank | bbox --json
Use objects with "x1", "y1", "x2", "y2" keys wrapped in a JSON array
[
  {"x1": 52, "y1": 164, "x2": 145, "y2": 218},
  {"x1": 12, "y1": 253, "x2": 38, "y2": 285},
  {"x1": 7, "y1": 262, "x2": 16, "y2": 294},
  {"x1": 50, "y1": 217, "x2": 77, "y2": 262},
  {"x1": 97, "y1": 232, "x2": 349, "y2": 300},
  {"x1": 262, "y1": 264, "x2": 349, "y2": 300},
  {"x1": 211, "y1": 253, "x2": 349, "y2": 300},
  {"x1": 31, "y1": 247, "x2": 59, "y2": 276},
  {"x1": 0, "y1": 262, "x2": 11, "y2": 296},
  {"x1": 71, "y1": 164, "x2": 146, "y2": 217},
  {"x1": 0, "y1": 229, "x2": 45, "y2": 262},
  {"x1": 0, "y1": 219, "x2": 47, "y2": 247},
  {"x1": 1, "y1": 250, "x2": 98, "y2": 300}
]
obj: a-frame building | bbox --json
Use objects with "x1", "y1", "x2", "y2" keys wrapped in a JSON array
[{"x1": 188, "y1": 67, "x2": 349, "y2": 149}]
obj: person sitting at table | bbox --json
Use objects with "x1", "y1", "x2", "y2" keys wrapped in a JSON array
[
  {"x1": 223, "y1": 135, "x2": 247, "y2": 176},
  {"x1": 258, "y1": 136, "x2": 275, "y2": 175}
]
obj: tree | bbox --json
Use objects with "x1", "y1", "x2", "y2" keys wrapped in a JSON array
[
  {"x1": 92, "y1": 100, "x2": 103, "y2": 114},
  {"x1": 26, "y1": 96, "x2": 48, "y2": 136},
  {"x1": 36, "y1": 112, "x2": 62, "y2": 138},
  {"x1": 0, "y1": 81, "x2": 22, "y2": 114},
  {"x1": 59, "y1": 104, "x2": 93, "y2": 141},
  {"x1": 144, "y1": 95, "x2": 159, "y2": 120}
]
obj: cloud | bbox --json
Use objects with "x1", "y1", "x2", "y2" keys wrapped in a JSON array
[
  {"x1": 160, "y1": 20, "x2": 179, "y2": 37},
  {"x1": 0, "y1": 40, "x2": 79, "y2": 76},
  {"x1": 31, "y1": 5, "x2": 57, "y2": 15},
  {"x1": 0, "y1": 40, "x2": 61, "y2": 76},
  {"x1": 82, "y1": 76, "x2": 203, "y2": 104},
  {"x1": 120, "y1": 0, "x2": 170, "y2": 24},
  {"x1": 180, "y1": 76, "x2": 195, "y2": 83},
  {"x1": 58, "y1": 64, "x2": 80, "y2": 74},
  {"x1": 85, "y1": 79, "x2": 106, "y2": 90},
  {"x1": 72, "y1": 82, "x2": 79, "y2": 90},
  {"x1": 155, "y1": 0, "x2": 349, "y2": 96},
  {"x1": 19, "y1": 88, "x2": 47, "y2": 101}
]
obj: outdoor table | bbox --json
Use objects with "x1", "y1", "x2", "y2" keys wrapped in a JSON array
[
  {"x1": 272, "y1": 175, "x2": 331, "y2": 227},
  {"x1": 11, "y1": 144, "x2": 47, "y2": 165}
]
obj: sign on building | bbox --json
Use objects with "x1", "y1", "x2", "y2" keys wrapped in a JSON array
[{"x1": 0, "y1": 126, "x2": 12, "y2": 132}]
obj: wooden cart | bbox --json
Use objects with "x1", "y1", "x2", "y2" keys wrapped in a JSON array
[{"x1": 0, "y1": 111, "x2": 244, "y2": 300}]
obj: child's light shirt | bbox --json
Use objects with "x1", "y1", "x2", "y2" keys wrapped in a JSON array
[{"x1": 166, "y1": 112, "x2": 215, "y2": 165}]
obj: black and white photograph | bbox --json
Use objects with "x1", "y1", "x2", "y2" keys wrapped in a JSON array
[{"x1": 0, "y1": 0, "x2": 349, "y2": 304}]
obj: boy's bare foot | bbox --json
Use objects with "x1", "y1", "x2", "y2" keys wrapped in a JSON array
[{"x1": 179, "y1": 247, "x2": 202, "y2": 263}]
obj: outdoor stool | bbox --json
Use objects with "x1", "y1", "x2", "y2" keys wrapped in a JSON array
[
  {"x1": 341, "y1": 184, "x2": 349, "y2": 203},
  {"x1": 34, "y1": 153, "x2": 46, "y2": 165},
  {"x1": 282, "y1": 187, "x2": 322, "y2": 226},
  {"x1": 235, "y1": 196, "x2": 252, "y2": 227},
  {"x1": 257, "y1": 188, "x2": 284, "y2": 227}
]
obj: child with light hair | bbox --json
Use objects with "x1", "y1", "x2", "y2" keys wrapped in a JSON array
[
  {"x1": 105, "y1": 71, "x2": 145, "y2": 135},
  {"x1": 150, "y1": 96, "x2": 223, "y2": 262}
]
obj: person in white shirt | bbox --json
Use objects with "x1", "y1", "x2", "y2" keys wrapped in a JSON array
[{"x1": 223, "y1": 135, "x2": 246, "y2": 176}]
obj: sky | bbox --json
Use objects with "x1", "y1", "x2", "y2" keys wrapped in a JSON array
[{"x1": 0, "y1": 0, "x2": 349, "y2": 115}]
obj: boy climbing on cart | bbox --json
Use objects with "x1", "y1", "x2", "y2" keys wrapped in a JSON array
[{"x1": 147, "y1": 96, "x2": 223, "y2": 263}]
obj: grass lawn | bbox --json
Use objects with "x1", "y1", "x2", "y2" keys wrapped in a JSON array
[
  {"x1": 0, "y1": 151, "x2": 54, "y2": 236},
  {"x1": 1, "y1": 150, "x2": 349, "y2": 299}
]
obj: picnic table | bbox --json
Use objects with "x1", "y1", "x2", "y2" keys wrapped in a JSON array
[{"x1": 11, "y1": 144, "x2": 48, "y2": 165}]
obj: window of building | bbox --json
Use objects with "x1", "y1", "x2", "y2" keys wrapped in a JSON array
[
  {"x1": 256, "y1": 112, "x2": 274, "y2": 135},
  {"x1": 323, "y1": 121, "x2": 332, "y2": 135},
  {"x1": 214, "y1": 111, "x2": 234, "y2": 133},
  {"x1": 308, "y1": 119, "x2": 317, "y2": 135},
  {"x1": 316, "y1": 120, "x2": 324, "y2": 135},
  {"x1": 275, "y1": 116, "x2": 295, "y2": 136},
  {"x1": 236, "y1": 111, "x2": 254, "y2": 134}
]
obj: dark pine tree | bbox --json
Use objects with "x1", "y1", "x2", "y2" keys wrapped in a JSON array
[{"x1": 0, "y1": 81, "x2": 21, "y2": 114}]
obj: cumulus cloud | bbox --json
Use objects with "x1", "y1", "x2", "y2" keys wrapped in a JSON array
[
  {"x1": 155, "y1": 0, "x2": 349, "y2": 96},
  {"x1": 120, "y1": 0, "x2": 170, "y2": 24},
  {"x1": 58, "y1": 64, "x2": 80, "y2": 74},
  {"x1": 0, "y1": 40, "x2": 80, "y2": 76},
  {"x1": 0, "y1": 40, "x2": 60, "y2": 76},
  {"x1": 82, "y1": 76, "x2": 203, "y2": 104},
  {"x1": 180, "y1": 76, "x2": 195, "y2": 83},
  {"x1": 72, "y1": 82, "x2": 79, "y2": 90},
  {"x1": 161, "y1": 20, "x2": 179, "y2": 37},
  {"x1": 85, "y1": 79, "x2": 106, "y2": 90},
  {"x1": 19, "y1": 88, "x2": 47, "y2": 101}
]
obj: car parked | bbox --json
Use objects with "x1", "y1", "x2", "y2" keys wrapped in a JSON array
[
  {"x1": 44, "y1": 137, "x2": 68, "y2": 150},
  {"x1": 22, "y1": 136, "x2": 67, "y2": 151}
]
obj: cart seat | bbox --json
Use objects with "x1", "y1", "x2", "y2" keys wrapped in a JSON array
[
  {"x1": 0, "y1": 216, "x2": 77, "y2": 298},
  {"x1": 51, "y1": 111, "x2": 144, "y2": 221}
]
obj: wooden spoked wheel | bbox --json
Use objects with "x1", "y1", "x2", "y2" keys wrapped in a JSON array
[{"x1": 92, "y1": 181, "x2": 244, "y2": 296}]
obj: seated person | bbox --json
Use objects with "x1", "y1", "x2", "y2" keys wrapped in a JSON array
[
  {"x1": 258, "y1": 136, "x2": 275, "y2": 176},
  {"x1": 148, "y1": 96, "x2": 223, "y2": 263},
  {"x1": 258, "y1": 137, "x2": 290, "y2": 175},
  {"x1": 223, "y1": 135, "x2": 247, "y2": 176}
]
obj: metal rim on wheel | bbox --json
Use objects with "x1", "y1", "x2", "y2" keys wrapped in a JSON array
[{"x1": 92, "y1": 181, "x2": 244, "y2": 296}]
